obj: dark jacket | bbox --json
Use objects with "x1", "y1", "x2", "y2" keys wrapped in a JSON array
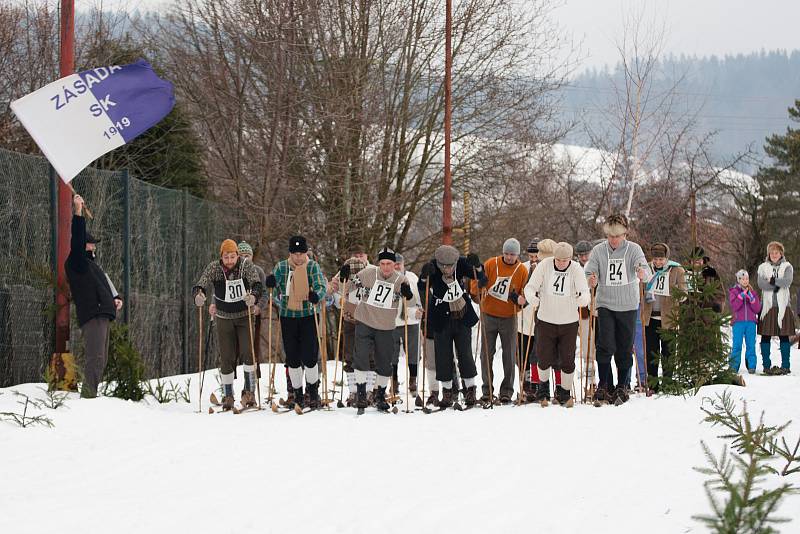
[
  {"x1": 418, "y1": 257, "x2": 484, "y2": 334},
  {"x1": 65, "y1": 215, "x2": 117, "y2": 327}
]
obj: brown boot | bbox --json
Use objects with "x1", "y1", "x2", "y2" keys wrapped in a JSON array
[
  {"x1": 240, "y1": 390, "x2": 256, "y2": 408},
  {"x1": 222, "y1": 395, "x2": 235, "y2": 411},
  {"x1": 426, "y1": 390, "x2": 440, "y2": 407},
  {"x1": 464, "y1": 386, "x2": 477, "y2": 407},
  {"x1": 409, "y1": 375, "x2": 418, "y2": 395}
]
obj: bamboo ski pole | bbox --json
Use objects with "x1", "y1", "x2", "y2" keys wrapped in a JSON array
[
  {"x1": 419, "y1": 276, "x2": 430, "y2": 409},
  {"x1": 268, "y1": 294, "x2": 275, "y2": 401},
  {"x1": 247, "y1": 302, "x2": 261, "y2": 409},
  {"x1": 478, "y1": 289, "x2": 494, "y2": 408},
  {"x1": 311, "y1": 302, "x2": 327, "y2": 405},
  {"x1": 403, "y1": 298, "x2": 412, "y2": 413},
  {"x1": 520, "y1": 303, "x2": 536, "y2": 405},
  {"x1": 332, "y1": 280, "x2": 346, "y2": 407},
  {"x1": 639, "y1": 280, "x2": 649, "y2": 395},
  {"x1": 197, "y1": 306, "x2": 203, "y2": 413},
  {"x1": 583, "y1": 286, "x2": 597, "y2": 403}
]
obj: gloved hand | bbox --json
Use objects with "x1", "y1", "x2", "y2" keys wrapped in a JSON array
[
  {"x1": 420, "y1": 261, "x2": 435, "y2": 279},
  {"x1": 769, "y1": 275, "x2": 776, "y2": 286},
  {"x1": 509, "y1": 290, "x2": 519, "y2": 304},
  {"x1": 400, "y1": 282, "x2": 413, "y2": 300},
  {"x1": 645, "y1": 291, "x2": 655, "y2": 303},
  {"x1": 338, "y1": 263, "x2": 351, "y2": 283},
  {"x1": 466, "y1": 253, "x2": 482, "y2": 270},
  {"x1": 194, "y1": 291, "x2": 206, "y2": 307},
  {"x1": 308, "y1": 290, "x2": 320, "y2": 304},
  {"x1": 244, "y1": 293, "x2": 256, "y2": 307},
  {"x1": 265, "y1": 274, "x2": 277, "y2": 288},
  {"x1": 477, "y1": 271, "x2": 488, "y2": 288}
]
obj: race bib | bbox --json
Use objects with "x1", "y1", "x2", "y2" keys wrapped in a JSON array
[
  {"x1": 224, "y1": 279, "x2": 246, "y2": 303},
  {"x1": 488, "y1": 276, "x2": 511, "y2": 302},
  {"x1": 443, "y1": 280, "x2": 464, "y2": 303},
  {"x1": 550, "y1": 271, "x2": 569, "y2": 297},
  {"x1": 651, "y1": 272, "x2": 670, "y2": 297},
  {"x1": 366, "y1": 279, "x2": 395, "y2": 309},
  {"x1": 347, "y1": 287, "x2": 363, "y2": 305},
  {"x1": 606, "y1": 258, "x2": 628, "y2": 287}
]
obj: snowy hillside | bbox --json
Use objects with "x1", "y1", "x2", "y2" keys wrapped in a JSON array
[{"x1": 2, "y1": 347, "x2": 799, "y2": 534}]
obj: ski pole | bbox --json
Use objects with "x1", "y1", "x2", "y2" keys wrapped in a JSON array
[
  {"x1": 268, "y1": 294, "x2": 275, "y2": 402},
  {"x1": 639, "y1": 281, "x2": 649, "y2": 395},
  {"x1": 419, "y1": 276, "x2": 430, "y2": 410},
  {"x1": 479, "y1": 289, "x2": 493, "y2": 408},
  {"x1": 247, "y1": 301, "x2": 262, "y2": 409},
  {"x1": 521, "y1": 303, "x2": 535, "y2": 405},
  {"x1": 583, "y1": 286, "x2": 597, "y2": 403},
  {"x1": 403, "y1": 298, "x2": 412, "y2": 413},
  {"x1": 332, "y1": 278, "x2": 346, "y2": 407},
  {"x1": 197, "y1": 306, "x2": 203, "y2": 413}
]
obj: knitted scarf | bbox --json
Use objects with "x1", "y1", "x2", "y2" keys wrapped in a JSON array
[{"x1": 288, "y1": 255, "x2": 310, "y2": 311}]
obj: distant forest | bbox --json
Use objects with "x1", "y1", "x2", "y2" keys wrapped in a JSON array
[{"x1": 558, "y1": 50, "x2": 800, "y2": 171}]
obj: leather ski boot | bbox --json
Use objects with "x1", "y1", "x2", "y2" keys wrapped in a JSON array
[
  {"x1": 555, "y1": 385, "x2": 573, "y2": 408},
  {"x1": 307, "y1": 381, "x2": 320, "y2": 410},
  {"x1": 439, "y1": 387, "x2": 454, "y2": 408},
  {"x1": 374, "y1": 386, "x2": 391, "y2": 412},
  {"x1": 464, "y1": 386, "x2": 477, "y2": 407},
  {"x1": 426, "y1": 390, "x2": 440, "y2": 407}
]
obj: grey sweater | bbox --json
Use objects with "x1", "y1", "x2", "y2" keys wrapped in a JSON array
[{"x1": 584, "y1": 240, "x2": 650, "y2": 312}]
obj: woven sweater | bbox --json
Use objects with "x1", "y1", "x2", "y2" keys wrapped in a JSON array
[
  {"x1": 583, "y1": 240, "x2": 649, "y2": 313},
  {"x1": 482, "y1": 256, "x2": 528, "y2": 318},
  {"x1": 351, "y1": 266, "x2": 408, "y2": 331},
  {"x1": 525, "y1": 258, "x2": 590, "y2": 325}
]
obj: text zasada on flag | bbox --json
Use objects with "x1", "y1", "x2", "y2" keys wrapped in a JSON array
[{"x1": 10, "y1": 59, "x2": 174, "y2": 182}]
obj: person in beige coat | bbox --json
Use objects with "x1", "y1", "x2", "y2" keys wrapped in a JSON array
[{"x1": 641, "y1": 243, "x2": 686, "y2": 389}]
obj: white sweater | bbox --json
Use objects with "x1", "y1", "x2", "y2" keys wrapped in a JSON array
[
  {"x1": 524, "y1": 258, "x2": 590, "y2": 325},
  {"x1": 516, "y1": 260, "x2": 536, "y2": 335},
  {"x1": 395, "y1": 270, "x2": 422, "y2": 327}
]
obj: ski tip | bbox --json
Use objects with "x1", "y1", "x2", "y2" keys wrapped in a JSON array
[
  {"x1": 209, "y1": 393, "x2": 219, "y2": 405},
  {"x1": 271, "y1": 403, "x2": 279, "y2": 413},
  {"x1": 391, "y1": 406, "x2": 398, "y2": 414},
  {"x1": 336, "y1": 401, "x2": 345, "y2": 408},
  {"x1": 207, "y1": 407, "x2": 214, "y2": 414},
  {"x1": 294, "y1": 404, "x2": 303, "y2": 415}
]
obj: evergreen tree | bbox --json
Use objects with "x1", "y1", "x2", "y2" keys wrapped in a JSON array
[
  {"x1": 757, "y1": 99, "x2": 800, "y2": 265},
  {"x1": 660, "y1": 256, "x2": 738, "y2": 395}
]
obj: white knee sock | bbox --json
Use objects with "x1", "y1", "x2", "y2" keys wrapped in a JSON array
[
  {"x1": 347, "y1": 372, "x2": 356, "y2": 393},
  {"x1": 464, "y1": 377, "x2": 476, "y2": 388},
  {"x1": 561, "y1": 371, "x2": 574, "y2": 391},
  {"x1": 441, "y1": 380, "x2": 453, "y2": 389},
  {"x1": 426, "y1": 368, "x2": 438, "y2": 391},
  {"x1": 355, "y1": 369, "x2": 368, "y2": 385},
  {"x1": 376, "y1": 374, "x2": 390, "y2": 388},
  {"x1": 288, "y1": 367, "x2": 304, "y2": 389},
  {"x1": 305, "y1": 364, "x2": 319, "y2": 385},
  {"x1": 367, "y1": 371, "x2": 376, "y2": 391}
]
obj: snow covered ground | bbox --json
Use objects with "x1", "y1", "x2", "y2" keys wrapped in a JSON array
[{"x1": 2, "y1": 350, "x2": 799, "y2": 534}]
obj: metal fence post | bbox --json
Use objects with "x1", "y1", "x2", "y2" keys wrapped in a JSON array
[
  {"x1": 181, "y1": 189, "x2": 189, "y2": 374},
  {"x1": 49, "y1": 164, "x2": 58, "y2": 351},
  {"x1": 122, "y1": 169, "x2": 131, "y2": 324}
]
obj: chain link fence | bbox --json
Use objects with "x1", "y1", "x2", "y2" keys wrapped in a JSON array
[{"x1": 0, "y1": 148, "x2": 241, "y2": 387}]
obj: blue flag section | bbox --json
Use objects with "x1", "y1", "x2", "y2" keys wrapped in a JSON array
[{"x1": 11, "y1": 59, "x2": 175, "y2": 182}]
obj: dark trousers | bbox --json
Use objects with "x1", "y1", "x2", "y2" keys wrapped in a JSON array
[
  {"x1": 393, "y1": 323, "x2": 420, "y2": 376},
  {"x1": 595, "y1": 308, "x2": 637, "y2": 388},
  {"x1": 217, "y1": 315, "x2": 251, "y2": 375},
  {"x1": 434, "y1": 319, "x2": 478, "y2": 383},
  {"x1": 645, "y1": 318, "x2": 673, "y2": 380},
  {"x1": 518, "y1": 332, "x2": 536, "y2": 368},
  {"x1": 80, "y1": 317, "x2": 111, "y2": 397},
  {"x1": 342, "y1": 320, "x2": 375, "y2": 373},
  {"x1": 354, "y1": 322, "x2": 394, "y2": 377},
  {"x1": 280, "y1": 315, "x2": 318, "y2": 369},
  {"x1": 535, "y1": 320, "x2": 578, "y2": 374}
]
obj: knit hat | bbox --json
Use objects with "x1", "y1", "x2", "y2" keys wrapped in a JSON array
[
  {"x1": 502, "y1": 238, "x2": 521, "y2": 255},
  {"x1": 537, "y1": 238, "x2": 556, "y2": 259},
  {"x1": 575, "y1": 240, "x2": 592, "y2": 255},
  {"x1": 526, "y1": 238, "x2": 540, "y2": 253},
  {"x1": 650, "y1": 243, "x2": 670, "y2": 258},
  {"x1": 434, "y1": 245, "x2": 460, "y2": 266},
  {"x1": 766, "y1": 241, "x2": 785, "y2": 257},
  {"x1": 377, "y1": 247, "x2": 396, "y2": 262},
  {"x1": 237, "y1": 241, "x2": 253, "y2": 256},
  {"x1": 220, "y1": 239, "x2": 238, "y2": 256},
  {"x1": 349, "y1": 243, "x2": 366, "y2": 256},
  {"x1": 289, "y1": 235, "x2": 308, "y2": 253},
  {"x1": 735, "y1": 269, "x2": 749, "y2": 281},
  {"x1": 602, "y1": 213, "x2": 629, "y2": 237},
  {"x1": 395, "y1": 253, "x2": 405, "y2": 264},
  {"x1": 554, "y1": 242, "x2": 573, "y2": 261}
]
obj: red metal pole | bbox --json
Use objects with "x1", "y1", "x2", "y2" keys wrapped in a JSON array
[
  {"x1": 55, "y1": 0, "x2": 75, "y2": 353},
  {"x1": 442, "y1": 0, "x2": 453, "y2": 245}
]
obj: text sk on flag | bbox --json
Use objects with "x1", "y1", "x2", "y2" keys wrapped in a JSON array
[{"x1": 10, "y1": 58, "x2": 175, "y2": 182}]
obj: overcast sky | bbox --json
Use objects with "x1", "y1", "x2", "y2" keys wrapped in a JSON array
[
  {"x1": 553, "y1": 0, "x2": 800, "y2": 70},
  {"x1": 70, "y1": 0, "x2": 800, "y2": 72}
]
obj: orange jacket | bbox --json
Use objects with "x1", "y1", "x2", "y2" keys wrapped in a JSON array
[{"x1": 481, "y1": 256, "x2": 528, "y2": 318}]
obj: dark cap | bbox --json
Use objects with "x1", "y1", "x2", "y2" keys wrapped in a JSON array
[{"x1": 289, "y1": 235, "x2": 308, "y2": 253}]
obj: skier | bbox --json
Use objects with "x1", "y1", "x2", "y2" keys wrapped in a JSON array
[
  {"x1": 65, "y1": 194, "x2": 123, "y2": 398},
  {"x1": 584, "y1": 214, "x2": 651, "y2": 405},
  {"x1": 193, "y1": 239, "x2": 263, "y2": 410},
  {"x1": 575, "y1": 240, "x2": 594, "y2": 390},
  {"x1": 641, "y1": 243, "x2": 687, "y2": 391},
  {"x1": 237, "y1": 242, "x2": 268, "y2": 372},
  {"x1": 265, "y1": 236, "x2": 327, "y2": 411},
  {"x1": 517, "y1": 239, "x2": 539, "y2": 402},
  {"x1": 348, "y1": 247, "x2": 414, "y2": 412},
  {"x1": 418, "y1": 245, "x2": 486, "y2": 408},
  {"x1": 757, "y1": 241, "x2": 795, "y2": 375},
  {"x1": 525, "y1": 242, "x2": 590, "y2": 407},
  {"x1": 480, "y1": 238, "x2": 529, "y2": 404}
]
